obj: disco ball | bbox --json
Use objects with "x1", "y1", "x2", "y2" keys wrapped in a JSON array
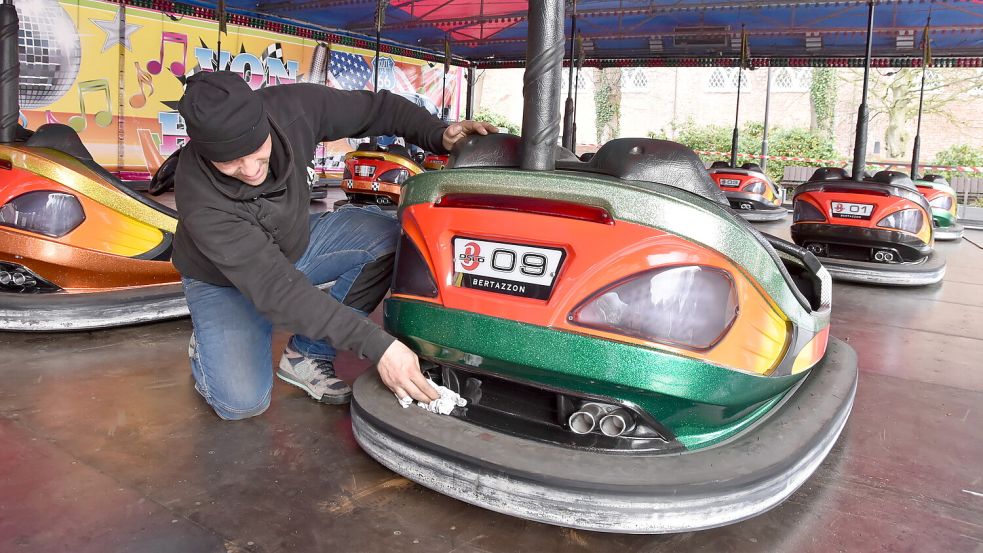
[{"x1": 16, "y1": 0, "x2": 82, "y2": 109}]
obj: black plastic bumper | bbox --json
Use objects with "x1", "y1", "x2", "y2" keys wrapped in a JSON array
[
  {"x1": 726, "y1": 192, "x2": 787, "y2": 222},
  {"x1": 814, "y1": 250, "x2": 946, "y2": 286},
  {"x1": 933, "y1": 223, "x2": 964, "y2": 241},
  {"x1": 791, "y1": 222, "x2": 932, "y2": 262},
  {"x1": 350, "y1": 337, "x2": 858, "y2": 534}
]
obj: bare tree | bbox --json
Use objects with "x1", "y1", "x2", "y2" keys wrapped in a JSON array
[{"x1": 847, "y1": 68, "x2": 983, "y2": 158}]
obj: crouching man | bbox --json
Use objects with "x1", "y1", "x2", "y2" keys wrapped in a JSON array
[{"x1": 173, "y1": 71, "x2": 494, "y2": 419}]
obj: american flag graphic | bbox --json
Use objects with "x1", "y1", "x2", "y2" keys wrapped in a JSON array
[{"x1": 330, "y1": 51, "x2": 374, "y2": 90}]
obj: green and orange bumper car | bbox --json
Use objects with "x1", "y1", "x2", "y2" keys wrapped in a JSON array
[
  {"x1": 350, "y1": 135, "x2": 857, "y2": 533},
  {"x1": 915, "y1": 174, "x2": 963, "y2": 241}
]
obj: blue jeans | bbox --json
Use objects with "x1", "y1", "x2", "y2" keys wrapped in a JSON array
[{"x1": 182, "y1": 206, "x2": 399, "y2": 420}]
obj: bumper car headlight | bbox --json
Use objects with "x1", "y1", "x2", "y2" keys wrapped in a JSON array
[
  {"x1": 378, "y1": 168, "x2": 410, "y2": 185},
  {"x1": 929, "y1": 195, "x2": 953, "y2": 211},
  {"x1": 877, "y1": 208, "x2": 923, "y2": 234},
  {"x1": 570, "y1": 265, "x2": 738, "y2": 351},
  {"x1": 793, "y1": 200, "x2": 826, "y2": 223},
  {"x1": 0, "y1": 191, "x2": 85, "y2": 238},
  {"x1": 743, "y1": 180, "x2": 767, "y2": 195}
]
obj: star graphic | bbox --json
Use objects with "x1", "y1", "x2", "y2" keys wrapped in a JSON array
[{"x1": 91, "y1": 9, "x2": 142, "y2": 53}]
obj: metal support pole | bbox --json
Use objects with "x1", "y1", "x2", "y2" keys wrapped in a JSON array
[
  {"x1": 465, "y1": 67, "x2": 475, "y2": 120},
  {"x1": 911, "y1": 17, "x2": 931, "y2": 179},
  {"x1": 852, "y1": 1, "x2": 876, "y2": 180},
  {"x1": 216, "y1": 0, "x2": 224, "y2": 71},
  {"x1": 730, "y1": 69, "x2": 743, "y2": 167},
  {"x1": 761, "y1": 66, "x2": 772, "y2": 171},
  {"x1": 117, "y1": 0, "x2": 126, "y2": 173},
  {"x1": 561, "y1": 1, "x2": 576, "y2": 150},
  {"x1": 441, "y1": 37, "x2": 449, "y2": 121},
  {"x1": 373, "y1": 0, "x2": 385, "y2": 92},
  {"x1": 571, "y1": 34, "x2": 584, "y2": 154},
  {"x1": 373, "y1": 32, "x2": 381, "y2": 92}
]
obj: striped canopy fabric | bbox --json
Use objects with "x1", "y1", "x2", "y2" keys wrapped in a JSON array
[{"x1": 206, "y1": 0, "x2": 983, "y2": 66}]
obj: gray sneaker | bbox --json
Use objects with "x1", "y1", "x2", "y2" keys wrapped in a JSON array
[{"x1": 276, "y1": 346, "x2": 352, "y2": 404}]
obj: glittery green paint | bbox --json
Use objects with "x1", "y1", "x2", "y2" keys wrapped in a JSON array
[
  {"x1": 385, "y1": 299, "x2": 802, "y2": 449},
  {"x1": 934, "y1": 210, "x2": 956, "y2": 227},
  {"x1": 913, "y1": 178, "x2": 958, "y2": 229},
  {"x1": 399, "y1": 168, "x2": 827, "y2": 335}
]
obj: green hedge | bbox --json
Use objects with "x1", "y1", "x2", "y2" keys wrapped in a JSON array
[
  {"x1": 931, "y1": 144, "x2": 983, "y2": 181},
  {"x1": 473, "y1": 108, "x2": 521, "y2": 136},
  {"x1": 649, "y1": 120, "x2": 836, "y2": 183}
]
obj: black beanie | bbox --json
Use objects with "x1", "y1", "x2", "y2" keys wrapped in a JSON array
[{"x1": 178, "y1": 71, "x2": 271, "y2": 162}]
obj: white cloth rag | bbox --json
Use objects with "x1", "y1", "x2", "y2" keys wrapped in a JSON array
[{"x1": 395, "y1": 379, "x2": 467, "y2": 415}]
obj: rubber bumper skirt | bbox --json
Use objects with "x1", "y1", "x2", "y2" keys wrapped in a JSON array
[
  {"x1": 0, "y1": 283, "x2": 187, "y2": 331},
  {"x1": 737, "y1": 207, "x2": 787, "y2": 222},
  {"x1": 350, "y1": 338, "x2": 858, "y2": 534},
  {"x1": 726, "y1": 192, "x2": 786, "y2": 222},
  {"x1": 817, "y1": 250, "x2": 946, "y2": 286},
  {"x1": 933, "y1": 223, "x2": 964, "y2": 241}
]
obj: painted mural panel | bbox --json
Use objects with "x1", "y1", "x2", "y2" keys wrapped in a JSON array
[{"x1": 16, "y1": 0, "x2": 464, "y2": 178}]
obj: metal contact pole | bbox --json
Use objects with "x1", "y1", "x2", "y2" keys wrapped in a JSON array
[
  {"x1": 519, "y1": 0, "x2": 565, "y2": 171},
  {"x1": 561, "y1": 0, "x2": 576, "y2": 149},
  {"x1": 761, "y1": 66, "x2": 772, "y2": 170},
  {"x1": 466, "y1": 66, "x2": 475, "y2": 120},
  {"x1": 852, "y1": 1, "x2": 876, "y2": 179},
  {"x1": 911, "y1": 15, "x2": 931, "y2": 179},
  {"x1": 0, "y1": 0, "x2": 20, "y2": 143}
]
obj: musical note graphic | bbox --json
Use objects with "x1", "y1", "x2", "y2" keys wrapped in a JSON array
[
  {"x1": 129, "y1": 62, "x2": 156, "y2": 109},
  {"x1": 68, "y1": 79, "x2": 113, "y2": 133},
  {"x1": 45, "y1": 111, "x2": 62, "y2": 125},
  {"x1": 146, "y1": 32, "x2": 188, "y2": 76}
]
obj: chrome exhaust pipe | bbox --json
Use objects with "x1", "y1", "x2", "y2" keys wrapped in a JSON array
[
  {"x1": 874, "y1": 251, "x2": 886, "y2": 262},
  {"x1": 598, "y1": 408, "x2": 635, "y2": 437},
  {"x1": 883, "y1": 251, "x2": 895, "y2": 262},
  {"x1": 567, "y1": 403, "x2": 609, "y2": 435},
  {"x1": 0, "y1": 271, "x2": 10, "y2": 285}
]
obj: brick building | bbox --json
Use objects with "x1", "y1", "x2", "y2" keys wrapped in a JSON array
[{"x1": 473, "y1": 67, "x2": 983, "y2": 164}]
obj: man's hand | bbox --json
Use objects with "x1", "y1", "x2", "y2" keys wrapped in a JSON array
[
  {"x1": 442, "y1": 120, "x2": 499, "y2": 151},
  {"x1": 377, "y1": 340, "x2": 440, "y2": 403}
]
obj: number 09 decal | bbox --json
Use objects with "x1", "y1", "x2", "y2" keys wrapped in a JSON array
[
  {"x1": 520, "y1": 253, "x2": 547, "y2": 277},
  {"x1": 452, "y1": 237, "x2": 566, "y2": 300}
]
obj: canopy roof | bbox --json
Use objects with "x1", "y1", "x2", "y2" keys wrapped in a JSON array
[{"x1": 204, "y1": 0, "x2": 983, "y2": 67}]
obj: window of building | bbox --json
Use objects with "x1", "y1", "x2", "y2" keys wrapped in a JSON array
[
  {"x1": 621, "y1": 68, "x2": 649, "y2": 91},
  {"x1": 922, "y1": 69, "x2": 946, "y2": 95},
  {"x1": 705, "y1": 67, "x2": 750, "y2": 92},
  {"x1": 576, "y1": 72, "x2": 591, "y2": 91},
  {"x1": 771, "y1": 67, "x2": 811, "y2": 92}
]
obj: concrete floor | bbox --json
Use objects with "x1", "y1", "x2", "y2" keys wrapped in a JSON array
[{"x1": 2, "y1": 191, "x2": 982, "y2": 552}]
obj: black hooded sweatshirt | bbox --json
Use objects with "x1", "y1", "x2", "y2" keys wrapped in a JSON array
[{"x1": 173, "y1": 84, "x2": 448, "y2": 362}]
